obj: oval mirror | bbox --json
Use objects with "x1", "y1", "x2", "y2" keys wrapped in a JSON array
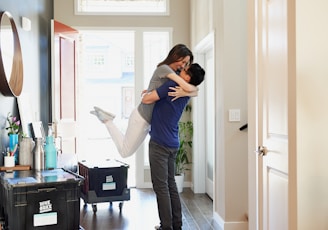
[{"x1": 0, "y1": 11, "x2": 23, "y2": 97}]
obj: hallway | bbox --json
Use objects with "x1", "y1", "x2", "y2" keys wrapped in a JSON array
[{"x1": 80, "y1": 188, "x2": 219, "y2": 230}]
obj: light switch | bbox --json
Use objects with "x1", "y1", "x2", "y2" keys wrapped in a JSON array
[
  {"x1": 229, "y1": 109, "x2": 240, "y2": 122},
  {"x1": 22, "y1": 17, "x2": 31, "y2": 31}
]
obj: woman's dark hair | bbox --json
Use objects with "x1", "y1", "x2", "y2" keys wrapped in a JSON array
[
  {"x1": 187, "y1": 63, "x2": 205, "y2": 86},
  {"x1": 157, "y1": 44, "x2": 194, "y2": 67}
]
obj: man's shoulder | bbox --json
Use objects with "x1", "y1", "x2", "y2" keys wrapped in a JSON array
[
  {"x1": 156, "y1": 80, "x2": 177, "y2": 98},
  {"x1": 161, "y1": 79, "x2": 178, "y2": 88}
]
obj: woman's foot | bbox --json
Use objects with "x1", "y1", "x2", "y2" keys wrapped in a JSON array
[
  {"x1": 90, "y1": 106, "x2": 116, "y2": 123},
  {"x1": 94, "y1": 106, "x2": 116, "y2": 119}
]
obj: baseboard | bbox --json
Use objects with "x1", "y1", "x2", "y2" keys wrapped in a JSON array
[
  {"x1": 214, "y1": 212, "x2": 248, "y2": 230},
  {"x1": 183, "y1": 181, "x2": 191, "y2": 188}
]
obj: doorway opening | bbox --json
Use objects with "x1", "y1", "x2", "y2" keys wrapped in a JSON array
[{"x1": 75, "y1": 28, "x2": 170, "y2": 188}]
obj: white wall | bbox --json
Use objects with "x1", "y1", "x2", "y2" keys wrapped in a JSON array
[
  {"x1": 191, "y1": 0, "x2": 248, "y2": 229},
  {"x1": 296, "y1": 1, "x2": 328, "y2": 229}
]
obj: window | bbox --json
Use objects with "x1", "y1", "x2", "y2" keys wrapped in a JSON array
[
  {"x1": 143, "y1": 32, "x2": 170, "y2": 88},
  {"x1": 75, "y1": 0, "x2": 169, "y2": 15}
]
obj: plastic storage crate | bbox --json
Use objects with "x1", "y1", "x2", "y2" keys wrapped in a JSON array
[
  {"x1": 0, "y1": 168, "x2": 84, "y2": 230},
  {"x1": 78, "y1": 159, "x2": 130, "y2": 213}
]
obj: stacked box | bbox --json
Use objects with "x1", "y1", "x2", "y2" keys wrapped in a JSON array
[
  {"x1": 78, "y1": 159, "x2": 130, "y2": 205},
  {"x1": 0, "y1": 169, "x2": 84, "y2": 230}
]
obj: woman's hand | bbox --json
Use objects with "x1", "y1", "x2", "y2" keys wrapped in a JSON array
[
  {"x1": 141, "y1": 89, "x2": 148, "y2": 97},
  {"x1": 168, "y1": 86, "x2": 199, "y2": 101},
  {"x1": 168, "y1": 86, "x2": 187, "y2": 101}
]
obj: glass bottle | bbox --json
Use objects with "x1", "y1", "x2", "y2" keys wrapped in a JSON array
[{"x1": 44, "y1": 124, "x2": 57, "y2": 170}]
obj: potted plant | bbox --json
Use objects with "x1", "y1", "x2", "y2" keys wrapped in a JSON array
[
  {"x1": 5, "y1": 112, "x2": 21, "y2": 164},
  {"x1": 175, "y1": 104, "x2": 193, "y2": 193}
]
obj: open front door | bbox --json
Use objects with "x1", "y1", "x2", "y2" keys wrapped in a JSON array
[{"x1": 51, "y1": 20, "x2": 79, "y2": 154}]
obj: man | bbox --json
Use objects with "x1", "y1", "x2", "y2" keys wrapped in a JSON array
[{"x1": 142, "y1": 63, "x2": 205, "y2": 230}]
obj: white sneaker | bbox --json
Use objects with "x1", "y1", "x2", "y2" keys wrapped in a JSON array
[
  {"x1": 154, "y1": 226, "x2": 161, "y2": 230},
  {"x1": 90, "y1": 109, "x2": 114, "y2": 123},
  {"x1": 90, "y1": 110, "x2": 103, "y2": 122},
  {"x1": 90, "y1": 110, "x2": 97, "y2": 116},
  {"x1": 94, "y1": 106, "x2": 116, "y2": 120}
]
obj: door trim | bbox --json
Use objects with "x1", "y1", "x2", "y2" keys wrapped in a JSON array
[
  {"x1": 193, "y1": 31, "x2": 215, "y2": 194},
  {"x1": 247, "y1": 0, "x2": 258, "y2": 229}
]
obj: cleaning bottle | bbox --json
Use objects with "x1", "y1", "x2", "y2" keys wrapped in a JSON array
[{"x1": 44, "y1": 123, "x2": 57, "y2": 170}]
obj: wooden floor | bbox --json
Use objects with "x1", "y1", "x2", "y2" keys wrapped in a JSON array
[{"x1": 79, "y1": 188, "x2": 220, "y2": 230}]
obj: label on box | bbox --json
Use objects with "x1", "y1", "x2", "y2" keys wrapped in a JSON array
[
  {"x1": 106, "y1": 175, "x2": 113, "y2": 183},
  {"x1": 103, "y1": 182, "x2": 116, "y2": 190},
  {"x1": 33, "y1": 212, "x2": 57, "y2": 227},
  {"x1": 39, "y1": 200, "x2": 53, "y2": 213}
]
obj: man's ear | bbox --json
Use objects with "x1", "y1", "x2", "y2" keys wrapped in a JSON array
[{"x1": 186, "y1": 75, "x2": 191, "y2": 82}]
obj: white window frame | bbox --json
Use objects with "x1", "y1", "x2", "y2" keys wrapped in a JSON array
[{"x1": 74, "y1": 0, "x2": 170, "y2": 16}]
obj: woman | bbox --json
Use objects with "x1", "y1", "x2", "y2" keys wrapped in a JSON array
[{"x1": 91, "y1": 44, "x2": 198, "y2": 158}]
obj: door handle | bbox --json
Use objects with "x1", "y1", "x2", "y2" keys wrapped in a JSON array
[{"x1": 256, "y1": 146, "x2": 268, "y2": 156}]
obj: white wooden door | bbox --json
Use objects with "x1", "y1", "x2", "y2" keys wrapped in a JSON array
[
  {"x1": 256, "y1": 0, "x2": 290, "y2": 229},
  {"x1": 51, "y1": 20, "x2": 79, "y2": 154}
]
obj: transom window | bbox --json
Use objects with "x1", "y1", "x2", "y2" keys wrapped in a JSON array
[{"x1": 75, "y1": 0, "x2": 169, "y2": 15}]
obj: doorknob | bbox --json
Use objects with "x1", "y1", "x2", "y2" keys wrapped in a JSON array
[{"x1": 257, "y1": 146, "x2": 268, "y2": 156}]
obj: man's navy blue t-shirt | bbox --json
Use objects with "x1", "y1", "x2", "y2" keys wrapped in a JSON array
[{"x1": 149, "y1": 80, "x2": 190, "y2": 149}]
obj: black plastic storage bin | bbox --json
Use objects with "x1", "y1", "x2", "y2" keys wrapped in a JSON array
[
  {"x1": 78, "y1": 159, "x2": 130, "y2": 213},
  {"x1": 0, "y1": 169, "x2": 84, "y2": 230}
]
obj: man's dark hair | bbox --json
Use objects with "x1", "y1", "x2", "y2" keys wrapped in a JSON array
[{"x1": 187, "y1": 63, "x2": 205, "y2": 86}]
